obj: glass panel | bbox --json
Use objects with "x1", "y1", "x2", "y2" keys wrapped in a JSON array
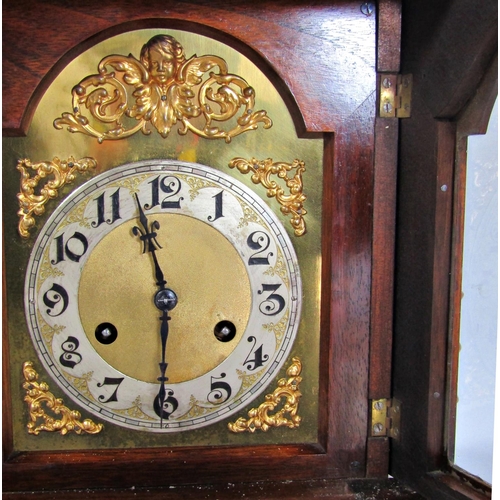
[{"x1": 454, "y1": 98, "x2": 498, "y2": 484}]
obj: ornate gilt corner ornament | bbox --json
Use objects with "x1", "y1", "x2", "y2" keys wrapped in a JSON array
[
  {"x1": 228, "y1": 357, "x2": 302, "y2": 433},
  {"x1": 22, "y1": 361, "x2": 103, "y2": 435},
  {"x1": 228, "y1": 157, "x2": 307, "y2": 236},
  {"x1": 54, "y1": 34, "x2": 272, "y2": 143},
  {"x1": 17, "y1": 156, "x2": 97, "y2": 238}
]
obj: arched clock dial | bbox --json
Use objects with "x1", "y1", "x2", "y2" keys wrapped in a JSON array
[{"x1": 24, "y1": 160, "x2": 302, "y2": 432}]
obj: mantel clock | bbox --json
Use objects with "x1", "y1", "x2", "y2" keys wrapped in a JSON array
[{"x1": 4, "y1": 3, "x2": 382, "y2": 496}]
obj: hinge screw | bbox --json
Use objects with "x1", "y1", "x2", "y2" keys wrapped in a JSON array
[
  {"x1": 383, "y1": 102, "x2": 393, "y2": 114},
  {"x1": 373, "y1": 423, "x2": 384, "y2": 433},
  {"x1": 382, "y1": 78, "x2": 392, "y2": 89},
  {"x1": 360, "y1": 2, "x2": 375, "y2": 16}
]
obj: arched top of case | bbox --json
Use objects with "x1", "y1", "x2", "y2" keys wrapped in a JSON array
[{"x1": 3, "y1": 5, "x2": 376, "y2": 137}]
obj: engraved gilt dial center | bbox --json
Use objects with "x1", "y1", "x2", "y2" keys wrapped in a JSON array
[{"x1": 79, "y1": 214, "x2": 251, "y2": 384}]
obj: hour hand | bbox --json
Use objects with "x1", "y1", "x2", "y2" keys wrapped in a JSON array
[{"x1": 132, "y1": 193, "x2": 166, "y2": 289}]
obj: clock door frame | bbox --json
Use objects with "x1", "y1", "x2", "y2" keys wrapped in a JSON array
[{"x1": 3, "y1": 0, "x2": 400, "y2": 494}]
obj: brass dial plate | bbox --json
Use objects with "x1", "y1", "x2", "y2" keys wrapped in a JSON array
[{"x1": 4, "y1": 28, "x2": 323, "y2": 448}]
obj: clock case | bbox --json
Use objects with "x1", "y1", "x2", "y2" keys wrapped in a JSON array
[{"x1": 4, "y1": 0, "x2": 401, "y2": 496}]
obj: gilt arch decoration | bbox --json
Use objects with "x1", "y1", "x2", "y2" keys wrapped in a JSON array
[
  {"x1": 5, "y1": 19, "x2": 307, "y2": 138},
  {"x1": 54, "y1": 34, "x2": 273, "y2": 143}
]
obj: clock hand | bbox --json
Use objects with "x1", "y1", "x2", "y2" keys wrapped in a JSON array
[
  {"x1": 155, "y1": 298, "x2": 176, "y2": 427},
  {"x1": 132, "y1": 194, "x2": 178, "y2": 427},
  {"x1": 133, "y1": 193, "x2": 166, "y2": 290}
]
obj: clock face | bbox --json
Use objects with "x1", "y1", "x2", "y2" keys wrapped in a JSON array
[{"x1": 24, "y1": 160, "x2": 302, "y2": 432}]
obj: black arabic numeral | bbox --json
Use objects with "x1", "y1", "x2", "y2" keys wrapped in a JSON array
[
  {"x1": 207, "y1": 373, "x2": 232, "y2": 405},
  {"x1": 97, "y1": 377, "x2": 124, "y2": 403},
  {"x1": 43, "y1": 283, "x2": 69, "y2": 317},
  {"x1": 59, "y1": 336, "x2": 82, "y2": 368},
  {"x1": 258, "y1": 284, "x2": 286, "y2": 316},
  {"x1": 145, "y1": 176, "x2": 183, "y2": 210},
  {"x1": 247, "y1": 231, "x2": 273, "y2": 265},
  {"x1": 244, "y1": 336, "x2": 269, "y2": 371},
  {"x1": 153, "y1": 389, "x2": 179, "y2": 419},
  {"x1": 92, "y1": 188, "x2": 121, "y2": 227},
  {"x1": 208, "y1": 190, "x2": 224, "y2": 222},
  {"x1": 51, "y1": 231, "x2": 89, "y2": 264}
]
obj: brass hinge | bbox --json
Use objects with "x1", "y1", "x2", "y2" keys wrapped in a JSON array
[
  {"x1": 379, "y1": 74, "x2": 413, "y2": 118},
  {"x1": 370, "y1": 398, "x2": 401, "y2": 440}
]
